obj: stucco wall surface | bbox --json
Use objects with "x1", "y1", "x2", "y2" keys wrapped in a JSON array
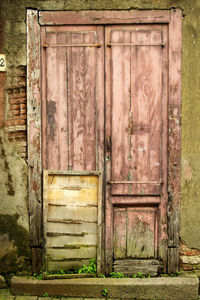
[{"x1": 0, "y1": 0, "x2": 200, "y2": 273}]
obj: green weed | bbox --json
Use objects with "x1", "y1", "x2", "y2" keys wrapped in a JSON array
[
  {"x1": 78, "y1": 258, "x2": 97, "y2": 274},
  {"x1": 102, "y1": 288, "x2": 108, "y2": 297},
  {"x1": 109, "y1": 271, "x2": 125, "y2": 278}
]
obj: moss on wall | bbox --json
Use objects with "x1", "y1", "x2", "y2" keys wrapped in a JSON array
[
  {"x1": 0, "y1": 0, "x2": 200, "y2": 270},
  {"x1": 0, "y1": 131, "x2": 30, "y2": 273},
  {"x1": 0, "y1": 214, "x2": 31, "y2": 273}
]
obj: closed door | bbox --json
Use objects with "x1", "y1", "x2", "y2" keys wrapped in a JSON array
[
  {"x1": 41, "y1": 24, "x2": 168, "y2": 274},
  {"x1": 105, "y1": 25, "x2": 168, "y2": 275}
]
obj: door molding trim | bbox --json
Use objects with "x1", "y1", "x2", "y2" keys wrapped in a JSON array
[
  {"x1": 39, "y1": 10, "x2": 171, "y2": 25},
  {"x1": 27, "y1": 8, "x2": 182, "y2": 273}
]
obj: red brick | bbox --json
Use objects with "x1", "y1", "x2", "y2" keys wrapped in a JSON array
[
  {"x1": 9, "y1": 93, "x2": 25, "y2": 100},
  {"x1": 6, "y1": 119, "x2": 26, "y2": 126},
  {"x1": 20, "y1": 109, "x2": 26, "y2": 115},
  {"x1": 10, "y1": 110, "x2": 20, "y2": 116},
  {"x1": 10, "y1": 104, "x2": 20, "y2": 110},
  {"x1": 9, "y1": 97, "x2": 26, "y2": 105},
  {"x1": 181, "y1": 265, "x2": 193, "y2": 271},
  {"x1": 20, "y1": 103, "x2": 26, "y2": 109}
]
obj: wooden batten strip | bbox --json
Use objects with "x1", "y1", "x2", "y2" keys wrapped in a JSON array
[
  {"x1": 107, "y1": 43, "x2": 164, "y2": 47},
  {"x1": 46, "y1": 232, "x2": 95, "y2": 237},
  {"x1": 43, "y1": 43, "x2": 102, "y2": 48},
  {"x1": 47, "y1": 219, "x2": 83, "y2": 224},
  {"x1": 48, "y1": 203, "x2": 97, "y2": 207}
]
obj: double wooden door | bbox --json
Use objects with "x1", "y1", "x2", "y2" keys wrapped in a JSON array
[{"x1": 41, "y1": 23, "x2": 168, "y2": 274}]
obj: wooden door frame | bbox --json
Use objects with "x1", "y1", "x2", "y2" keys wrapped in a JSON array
[{"x1": 27, "y1": 8, "x2": 182, "y2": 273}]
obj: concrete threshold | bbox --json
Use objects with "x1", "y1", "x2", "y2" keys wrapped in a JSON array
[{"x1": 11, "y1": 276, "x2": 199, "y2": 300}]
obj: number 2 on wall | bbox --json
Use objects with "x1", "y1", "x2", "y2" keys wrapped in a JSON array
[{"x1": 0, "y1": 58, "x2": 5, "y2": 67}]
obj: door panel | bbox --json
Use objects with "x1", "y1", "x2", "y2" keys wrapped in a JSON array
[
  {"x1": 105, "y1": 25, "x2": 168, "y2": 274},
  {"x1": 42, "y1": 26, "x2": 104, "y2": 171},
  {"x1": 109, "y1": 27, "x2": 163, "y2": 194}
]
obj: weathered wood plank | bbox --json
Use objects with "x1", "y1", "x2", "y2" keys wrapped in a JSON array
[
  {"x1": 48, "y1": 259, "x2": 91, "y2": 272},
  {"x1": 167, "y1": 9, "x2": 182, "y2": 273},
  {"x1": 113, "y1": 209, "x2": 126, "y2": 259},
  {"x1": 111, "y1": 29, "x2": 131, "y2": 184},
  {"x1": 111, "y1": 196, "x2": 160, "y2": 205},
  {"x1": 168, "y1": 248, "x2": 179, "y2": 274},
  {"x1": 47, "y1": 221, "x2": 97, "y2": 234},
  {"x1": 47, "y1": 247, "x2": 97, "y2": 261},
  {"x1": 48, "y1": 206, "x2": 97, "y2": 222},
  {"x1": 46, "y1": 234, "x2": 97, "y2": 248},
  {"x1": 127, "y1": 208, "x2": 156, "y2": 258},
  {"x1": 27, "y1": 9, "x2": 42, "y2": 272},
  {"x1": 105, "y1": 26, "x2": 114, "y2": 273},
  {"x1": 113, "y1": 259, "x2": 163, "y2": 276},
  {"x1": 48, "y1": 174, "x2": 98, "y2": 188},
  {"x1": 39, "y1": 10, "x2": 171, "y2": 25},
  {"x1": 47, "y1": 188, "x2": 97, "y2": 206}
]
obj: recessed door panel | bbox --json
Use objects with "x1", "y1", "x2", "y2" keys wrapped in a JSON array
[{"x1": 42, "y1": 26, "x2": 104, "y2": 171}]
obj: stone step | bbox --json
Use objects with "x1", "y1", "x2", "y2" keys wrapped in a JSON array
[{"x1": 11, "y1": 276, "x2": 199, "y2": 300}]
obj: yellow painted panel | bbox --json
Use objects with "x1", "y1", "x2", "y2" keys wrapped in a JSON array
[
  {"x1": 47, "y1": 246, "x2": 97, "y2": 261},
  {"x1": 48, "y1": 260, "x2": 90, "y2": 272},
  {"x1": 47, "y1": 188, "x2": 97, "y2": 205},
  {"x1": 48, "y1": 175, "x2": 98, "y2": 189},
  {"x1": 48, "y1": 205, "x2": 97, "y2": 222},
  {"x1": 46, "y1": 234, "x2": 97, "y2": 248},
  {"x1": 44, "y1": 172, "x2": 102, "y2": 272},
  {"x1": 47, "y1": 222, "x2": 97, "y2": 234}
]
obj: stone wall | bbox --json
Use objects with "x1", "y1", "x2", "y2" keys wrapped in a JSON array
[{"x1": 0, "y1": 0, "x2": 200, "y2": 275}]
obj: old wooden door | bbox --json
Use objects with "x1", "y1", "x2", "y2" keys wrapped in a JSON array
[
  {"x1": 105, "y1": 25, "x2": 168, "y2": 275},
  {"x1": 34, "y1": 11, "x2": 181, "y2": 274},
  {"x1": 42, "y1": 24, "x2": 168, "y2": 274}
]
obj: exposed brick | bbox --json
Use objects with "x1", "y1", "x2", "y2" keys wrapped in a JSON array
[
  {"x1": 5, "y1": 80, "x2": 27, "y2": 159},
  {"x1": 6, "y1": 119, "x2": 26, "y2": 126},
  {"x1": 20, "y1": 109, "x2": 26, "y2": 115},
  {"x1": 20, "y1": 103, "x2": 26, "y2": 109},
  {"x1": 10, "y1": 110, "x2": 20, "y2": 116},
  {"x1": 9, "y1": 93, "x2": 26, "y2": 100},
  {"x1": 180, "y1": 242, "x2": 200, "y2": 256},
  {"x1": 9, "y1": 98, "x2": 26, "y2": 104},
  {"x1": 181, "y1": 264, "x2": 200, "y2": 271},
  {"x1": 10, "y1": 104, "x2": 20, "y2": 110}
]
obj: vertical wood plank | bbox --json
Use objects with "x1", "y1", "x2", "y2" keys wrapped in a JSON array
[
  {"x1": 56, "y1": 32, "x2": 68, "y2": 170},
  {"x1": 168, "y1": 8, "x2": 182, "y2": 273},
  {"x1": 27, "y1": 9, "x2": 42, "y2": 272},
  {"x1": 111, "y1": 30, "x2": 131, "y2": 183},
  {"x1": 105, "y1": 26, "x2": 113, "y2": 273},
  {"x1": 113, "y1": 208, "x2": 127, "y2": 259},
  {"x1": 97, "y1": 172, "x2": 103, "y2": 274},
  {"x1": 45, "y1": 32, "x2": 59, "y2": 169},
  {"x1": 158, "y1": 24, "x2": 168, "y2": 267}
]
